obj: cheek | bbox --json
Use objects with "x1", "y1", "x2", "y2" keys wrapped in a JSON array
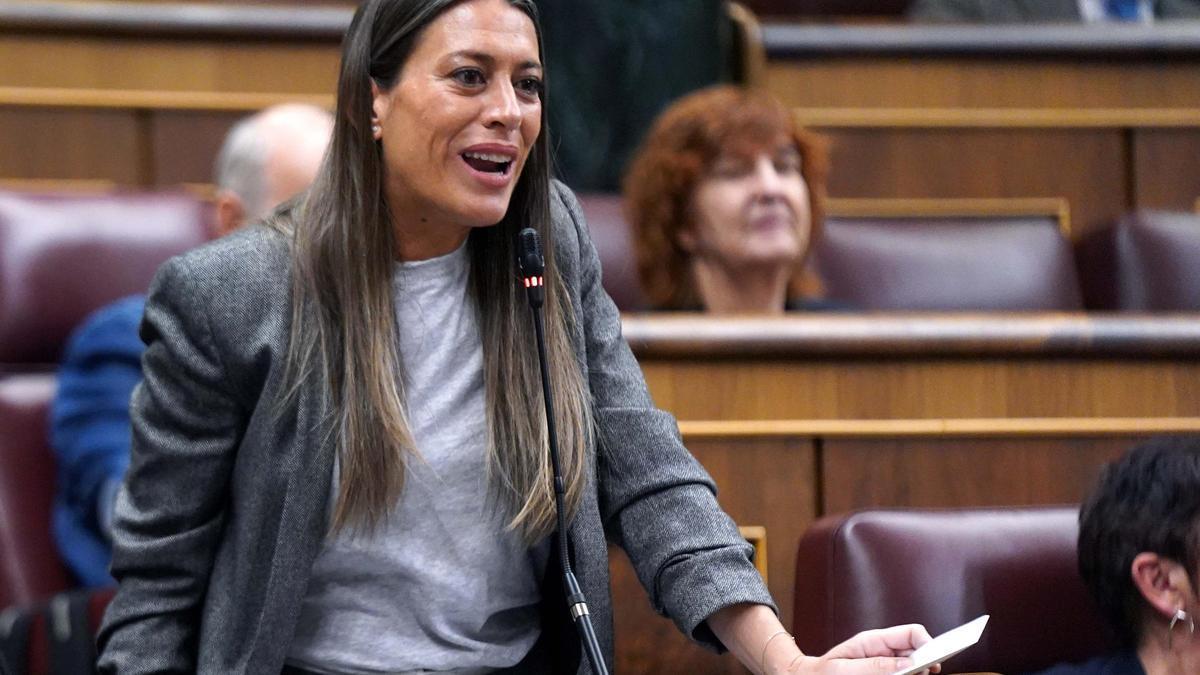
[
  {"x1": 689, "y1": 186, "x2": 742, "y2": 248},
  {"x1": 787, "y1": 178, "x2": 811, "y2": 216},
  {"x1": 521, "y1": 108, "x2": 542, "y2": 152},
  {"x1": 705, "y1": 186, "x2": 748, "y2": 231}
]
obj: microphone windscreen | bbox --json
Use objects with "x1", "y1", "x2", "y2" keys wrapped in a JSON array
[{"x1": 517, "y1": 227, "x2": 545, "y2": 276}]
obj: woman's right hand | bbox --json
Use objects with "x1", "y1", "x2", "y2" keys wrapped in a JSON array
[{"x1": 772, "y1": 624, "x2": 940, "y2": 675}]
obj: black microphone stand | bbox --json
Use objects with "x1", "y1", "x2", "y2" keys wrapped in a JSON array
[{"x1": 516, "y1": 228, "x2": 610, "y2": 675}]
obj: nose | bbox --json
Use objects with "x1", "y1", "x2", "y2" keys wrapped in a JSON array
[
  {"x1": 484, "y1": 80, "x2": 522, "y2": 131},
  {"x1": 750, "y1": 156, "x2": 786, "y2": 201}
]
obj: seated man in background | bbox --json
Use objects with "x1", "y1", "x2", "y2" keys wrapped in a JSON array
[
  {"x1": 623, "y1": 85, "x2": 837, "y2": 313},
  {"x1": 1030, "y1": 436, "x2": 1200, "y2": 674},
  {"x1": 908, "y1": 0, "x2": 1200, "y2": 23},
  {"x1": 50, "y1": 103, "x2": 333, "y2": 587}
]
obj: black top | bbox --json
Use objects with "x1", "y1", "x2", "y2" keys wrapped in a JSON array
[{"x1": 1025, "y1": 650, "x2": 1146, "y2": 675}]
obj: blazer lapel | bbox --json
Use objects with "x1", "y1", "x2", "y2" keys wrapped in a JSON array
[{"x1": 242, "y1": 368, "x2": 339, "y2": 671}]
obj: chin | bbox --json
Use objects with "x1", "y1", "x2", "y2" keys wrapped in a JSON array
[
  {"x1": 744, "y1": 241, "x2": 802, "y2": 263},
  {"x1": 456, "y1": 196, "x2": 515, "y2": 228}
]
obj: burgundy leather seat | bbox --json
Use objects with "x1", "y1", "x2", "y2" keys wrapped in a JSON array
[
  {"x1": 1077, "y1": 211, "x2": 1200, "y2": 311},
  {"x1": 0, "y1": 190, "x2": 212, "y2": 366},
  {"x1": 814, "y1": 216, "x2": 1084, "y2": 310},
  {"x1": 0, "y1": 189, "x2": 210, "y2": 613},
  {"x1": 576, "y1": 193, "x2": 647, "y2": 312},
  {"x1": 793, "y1": 507, "x2": 1116, "y2": 674},
  {"x1": 0, "y1": 374, "x2": 69, "y2": 609}
]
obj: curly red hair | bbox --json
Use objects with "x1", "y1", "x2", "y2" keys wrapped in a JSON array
[{"x1": 622, "y1": 85, "x2": 829, "y2": 310}]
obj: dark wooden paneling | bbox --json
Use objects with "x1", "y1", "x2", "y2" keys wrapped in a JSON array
[
  {"x1": 767, "y1": 56, "x2": 1200, "y2": 109},
  {"x1": 1133, "y1": 128, "x2": 1200, "y2": 212},
  {"x1": 641, "y1": 358, "x2": 1200, "y2": 422},
  {"x1": 610, "y1": 437, "x2": 817, "y2": 673},
  {"x1": 819, "y1": 128, "x2": 1127, "y2": 237},
  {"x1": 149, "y1": 110, "x2": 244, "y2": 187},
  {"x1": 0, "y1": 108, "x2": 141, "y2": 184},
  {"x1": 821, "y1": 436, "x2": 1133, "y2": 514}
]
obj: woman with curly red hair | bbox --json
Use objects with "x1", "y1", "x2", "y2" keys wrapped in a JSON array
[{"x1": 624, "y1": 85, "x2": 830, "y2": 313}]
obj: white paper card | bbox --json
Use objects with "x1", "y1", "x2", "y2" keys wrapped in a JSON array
[{"x1": 889, "y1": 614, "x2": 989, "y2": 675}]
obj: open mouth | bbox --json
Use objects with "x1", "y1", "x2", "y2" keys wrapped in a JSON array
[{"x1": 462, "y1": 151, "x2": 513, "y2": 175}]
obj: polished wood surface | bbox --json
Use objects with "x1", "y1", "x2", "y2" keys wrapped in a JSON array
[
  {"x1": 614, "y1": 313, "x2": 1200, "y2": 672},
  {"x1": 624, "y1": 313, "x2": 1200, "y2": 359}
]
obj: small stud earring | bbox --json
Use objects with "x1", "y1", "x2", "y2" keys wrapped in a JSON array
[{"x1": 371, "y1": 123, "x2": 381, "y2": 135}]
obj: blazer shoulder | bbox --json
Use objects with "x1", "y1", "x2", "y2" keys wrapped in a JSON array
[
  {"x1": 158, "y1": 224, "x2": 292, "y2": 309},
  {"x1": 174, "y1": 223, "x2": 290, "y2": 280},
  {"x1": 548, "y1": 179, "x2": 589, "y2": 277}
]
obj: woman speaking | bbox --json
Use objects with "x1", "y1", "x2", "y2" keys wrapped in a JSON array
[{"x1": 96, "y1": 1, "x2": 935, "y2": 673}]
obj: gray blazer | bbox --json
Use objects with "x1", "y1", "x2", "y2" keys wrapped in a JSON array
[{"x1": 96, "y1": 183, "x2": 773, "y2": 674}]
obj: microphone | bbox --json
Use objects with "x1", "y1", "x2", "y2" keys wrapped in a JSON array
[{"x1": 516, "y1": 227, "x2": 610, "y2": 675}]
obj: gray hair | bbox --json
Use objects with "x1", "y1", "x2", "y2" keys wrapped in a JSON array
[
  {"x1": 213, "y1": 115, "x2": 270, "y2": 219},
  {"x1": 213, "y1": 103, "x2": 333, "y2": 220}
]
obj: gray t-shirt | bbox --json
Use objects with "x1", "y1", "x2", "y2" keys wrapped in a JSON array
[{"x1": 286, "y1": 242, "x2": 548, "y2": 674}]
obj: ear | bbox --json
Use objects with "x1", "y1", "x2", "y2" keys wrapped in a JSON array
[
  {"x1": 370, "y1": 79, "x2": 388, "y2": 133},
  {"x1": 1131, "y1": 552, "x2": 1192, "y2": 621},
  {"x1": 214, "y1": 191, "x2": 246, "y2": 238}
]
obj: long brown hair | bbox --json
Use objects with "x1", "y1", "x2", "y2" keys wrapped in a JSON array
[{"x1": 277, "y1": 0, "x2": 591, "y2": 542}]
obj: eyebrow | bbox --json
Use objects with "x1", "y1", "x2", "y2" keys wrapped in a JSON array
[{"x1": 447, "y1": 50, "x2": 542, "y2": 71}]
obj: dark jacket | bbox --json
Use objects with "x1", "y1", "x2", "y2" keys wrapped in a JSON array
[
  {"x1": 96, "y1": 182, "x2": 773, "y2": 674},
  {"x1": 1024, "y1": 650, "x2": 1146, "y2": 675},
  {"x1": 909, "y1": 0, "x2": 1200, "y2": 21},
  {"x1": 537, "y1": 0, "x2": 726, "y2": 191}
]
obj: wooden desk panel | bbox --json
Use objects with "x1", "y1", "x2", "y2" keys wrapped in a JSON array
[
  {"x1": 821, "y1": 436, "x2": 1132, "y2": 514},
  {"x1": 0, "y1": 108, "x2": 142, "y2": 184},
  {"x1": 0, "y1": 35, "x2": 339, "y2": 94},
  {"x1": 610, "y1": 436, "x2": 816, "y2": 674},
  {"x1": 818, "y1": 128, "x2": 1127, "y2": 237},
  {"x1": 642, "y1": 358, "x2": 1200, "y2": 422},
  {"x1": 766, "y1": 57, "x2": 1200, "y2": 110},
  {"x1": 149, "y1": 110, "x2": 245, "y2": 187},
  {"x1": 1133, "y1": 129, "x2": 1200, "y2": 212}
]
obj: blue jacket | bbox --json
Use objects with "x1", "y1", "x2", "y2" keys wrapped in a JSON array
[{"x1": 50, "y1": 295, "x2": 146, "y2": 588}]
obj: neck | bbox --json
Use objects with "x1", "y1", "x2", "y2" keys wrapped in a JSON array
[
  {"x1": 1139, "y1": 631, "x2": 1197, "y2": 675},
  {"x1": 388, "y1": 206, "x2": 470, "y2": 262},
  {"x1": 688, "y1": 257, "x2": 790, "y2": 315}
]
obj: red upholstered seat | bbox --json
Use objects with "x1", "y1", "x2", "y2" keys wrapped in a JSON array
[
  {"x1": 1077, "y1": 210, "x2": 1200, "y2": 310},
  {"x1": 0, "y1": 374, "x2": 69, "y2": 609},
  {"x1": 576, "y1": 193, "x2": 647, "y2": 312},
  {"x1": 0, "y1": 189, "x2": 211, "y2": 644},
  {"x1": 793, "y1": 507, "x2": 1116, "y2": 674},
  {"x1": 813, "y1": 216, "x2": 1085, "y2": 310},
  {"x1": 0, "y1": 190, "x2": 212, "y2": 366}
]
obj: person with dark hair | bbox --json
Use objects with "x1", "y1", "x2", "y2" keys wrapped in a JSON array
[
  {"x1": 1030, "y1": 436, "x2": 1200, "y2": 675},
  {"x1": 95, "y1": 1, "x2": 936, "y2": 673},
  {"x1": 624, "y1": 85, "x2": 834, "y2": 314}
]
